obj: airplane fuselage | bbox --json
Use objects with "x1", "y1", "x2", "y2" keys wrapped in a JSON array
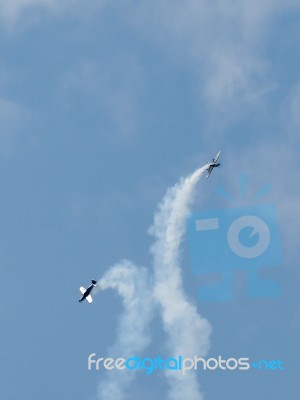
[
  {"x1": 79, "y1": 285, "x2": 93, "y2": 302},
  {"x1": 205, "y1": 151, "x2": 221, "y2": 179},
  {"x1": 79, "y1": 280, "x2": 97, "y2": 303}
]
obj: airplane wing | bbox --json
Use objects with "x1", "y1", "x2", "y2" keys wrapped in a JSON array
[
  {"x1": 214, "y1": 151, "x2": 221, "y2": 163},
  {"x1": 80, "y1": 287, "x2": 86, "y2": 294},
  {"x1": 205, "y1": 169, "x2": 213, "y2": 179},
  {"x1": 205, "y1": 165, "x2": 213, "y2": 179},
  {"x1": 86, "y1": 295, "x2": 93, "y2": 304}
]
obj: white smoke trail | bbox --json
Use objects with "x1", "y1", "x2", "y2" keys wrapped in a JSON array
[
  {"x1": 149, "y1": 165, "x2": 212, "y2": 400},
  {"x1": 96, "y1": 260, "x2": 154, "y2": 400},
  {"x1": 95, "y1": 164, "x2": 212, "y2": 400}
]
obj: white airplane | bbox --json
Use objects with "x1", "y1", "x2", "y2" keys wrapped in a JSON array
[
  {"x1": 205, "y1": 151, "x2": 221, "y2": 179},
  {"x1": 79, "y1": 280, "x2": 97, "y2": 303}
]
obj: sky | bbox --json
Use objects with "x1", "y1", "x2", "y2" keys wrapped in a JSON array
[{"x1": 0, "y1": 1, "x2": 299, "y2": 399}]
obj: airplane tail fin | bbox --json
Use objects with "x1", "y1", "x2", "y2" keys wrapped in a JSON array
[{"x1": 91, "y1": 280, "x2": 97, "y2": 285}]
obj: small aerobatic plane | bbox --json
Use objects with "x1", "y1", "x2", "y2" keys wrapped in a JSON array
[
  {"x1": 205, "y1": 151, "x2": 221, "y2": 179},
  {"x1": 79, "y1": 280, "x2": 97, "y2": 303}
]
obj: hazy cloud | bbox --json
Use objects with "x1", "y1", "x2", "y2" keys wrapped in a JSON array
[
  {"x1": 0, "y1": 96, "x2": 27, "y2": 156},
  {"x1": 62, "y1": 58, "x2": 145, "y2": 139},
  {"x1": 125, "y1": 0, "x2": 300, "y2": 113}
]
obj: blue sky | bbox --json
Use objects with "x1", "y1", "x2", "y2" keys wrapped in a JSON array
[{"x1": 0, "y1": 1, "x2": 299, "y2": 399}]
